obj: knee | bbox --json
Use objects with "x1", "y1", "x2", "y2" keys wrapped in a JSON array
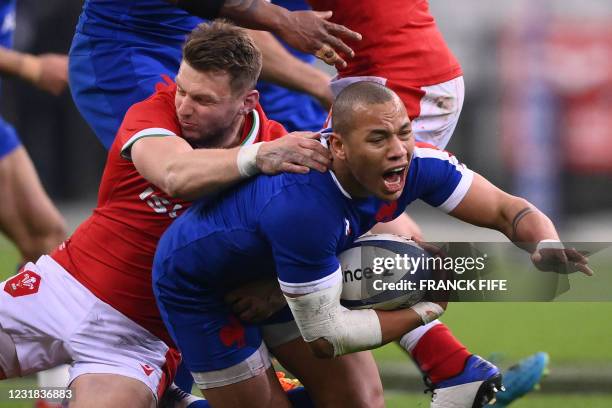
[
  {"x1": 349, "y1": 380, "x2": 384, "y2": 408},
  {"x1": 0, "y1": 330, "x2": 20, "y2": 379},
  {"x1": 317, "y1": 379, "x2": 384, "y2": 408}
]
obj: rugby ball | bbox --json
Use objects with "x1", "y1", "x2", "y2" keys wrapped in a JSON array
[{"x1": 339, "y1": 234, "x2": 431, "y2": 310}]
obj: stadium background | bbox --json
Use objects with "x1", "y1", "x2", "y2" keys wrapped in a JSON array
[{"x1": 1, "y1": 0, "x2": 610, "y2": 406}]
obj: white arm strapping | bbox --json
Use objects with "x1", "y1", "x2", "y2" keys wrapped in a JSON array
[
  {"x1": 284, "y1": 280, "x2": 382, "y2": 357},
  {"x1": 236, "y1": 142, "x2": 262, "y2": 177},
  {"x1": 410, "y1": 301, "x2": 445, "y2": 325},
  {"x1": 536, "y1": 239, "x2": 565, "y2": 251}
]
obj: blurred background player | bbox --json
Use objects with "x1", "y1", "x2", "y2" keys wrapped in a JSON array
[
  {"x1": 0, "y1": 0, "x2": 66, "y2": 270},
  {"x1": 0, "y1": 1, "x2": 69, "y2": 407}
]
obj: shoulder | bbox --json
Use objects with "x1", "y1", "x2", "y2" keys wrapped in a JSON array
[
  {"x1": 259, "y1": 172, "x2": 344, "y2": 222},
  {"x1": 413, "y1": 143, "x2": 460, "y2": 164},
  {"x1": 254, "y1": 104, "x2": 288, "y2": 142},
  {"x1": 114, "y1": 75, "x2": 181, "y2": 158},
  {"x1": 410, "y1": 143, "x2": 468, "y2": 176}
]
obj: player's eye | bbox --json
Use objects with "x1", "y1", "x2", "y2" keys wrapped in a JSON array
[
  {"x1": 367, "y1": 132, "x2": 387, "y2": 144},
  {"x1": 398, "y1": 131, "x2": 412, "y2": 140}
]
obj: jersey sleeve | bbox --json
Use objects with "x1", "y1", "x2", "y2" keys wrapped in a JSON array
[
  {"x1": 259, "y1": 185, "x2": 343, "y2": 295},
  {"x1": 413, "y1": 146, "x2": 474, "y2": 213},
  {"x1": 117, "y1": 77, "x2": 181, "y2": 160}
]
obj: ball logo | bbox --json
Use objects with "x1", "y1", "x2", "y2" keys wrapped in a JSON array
[{"x1": 4, "y1": 270, "x2": 41, "y2": 298}]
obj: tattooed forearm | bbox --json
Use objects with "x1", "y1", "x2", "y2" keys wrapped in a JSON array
[{"x1": 511, "y1": 207, "x2": 536, "y2": 239}]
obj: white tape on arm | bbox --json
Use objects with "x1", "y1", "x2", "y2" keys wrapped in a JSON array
[
  {"x1": 284, "y1": 281, "x2": 382, "y2": 357},
  {"x1": 236, "y1": 142, "x2": 262, "y2": 177},
  {"x1": 410, "y1": 301, "x2": 445, "y2": 325},
  {"x1": 536, "y1": 239, "x2": 565, "y2": 252}
]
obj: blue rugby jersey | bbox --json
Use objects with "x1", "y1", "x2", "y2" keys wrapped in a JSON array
[{"x1": 153, "y1": 144, "x2": 473, "y2": 300}]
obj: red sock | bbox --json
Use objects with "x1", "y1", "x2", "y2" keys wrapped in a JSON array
[{"x1": 411, "y1": 323, "x2": 471, "y2": 384}]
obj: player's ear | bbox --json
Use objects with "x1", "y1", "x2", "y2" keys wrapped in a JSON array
[
  {"x1": 241, "y1": 89, "x2": 259, "y2": 115},
  {"x1": 329, "y1": 132, "x2": 347, "y2": 160}
]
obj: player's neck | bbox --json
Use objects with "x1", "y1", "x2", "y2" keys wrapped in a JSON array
[
  {"x1": 198, "y1": 114, "x2": 247, "y2": 149},
  {"x1": 331, "y1": 162, "x2": 371, "y2": 199},
  {"x1": 225, "y1": 113, "x2": 249, "y2": 148}
]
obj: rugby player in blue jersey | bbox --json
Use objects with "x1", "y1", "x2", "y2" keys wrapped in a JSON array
[{"x1": 152, "y1": 81, "x2": 591, "y2": 407}]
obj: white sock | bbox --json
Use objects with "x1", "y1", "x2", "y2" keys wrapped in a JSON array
[{"x1": 399, "y1": 319, "x2": 441, "y2": 352}]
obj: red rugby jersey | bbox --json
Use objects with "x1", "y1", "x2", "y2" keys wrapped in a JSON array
[{"x1": 309, "y1": 0, "x2": 462, "y2": 117}]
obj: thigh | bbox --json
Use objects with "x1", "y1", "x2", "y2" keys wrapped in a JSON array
[
  {"x1": 68, "y1": 297, "x2": 177, "y2": 401},
  {"x1": 0, "y1": 329, "x2": 19, "y2": 379},
  {"x1": 271, "y1": 337, "x2": 385, "y2": 408},
  {"x1": 199, "y1": 366, "x2": 290, "y2": 408},
  {"x1": 69, "y1": 373, "x2": 155, "y2": 408},
  {"x1": 0, "y1": 146, "x2": 66, "y2": 261}
]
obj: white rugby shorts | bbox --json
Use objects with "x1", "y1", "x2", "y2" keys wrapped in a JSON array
[{"x1": 0, "y1": 255, "x2": 172, "y2": 398}]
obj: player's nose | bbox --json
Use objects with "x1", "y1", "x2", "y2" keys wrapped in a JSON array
[
  {"x1": 177, "y1": 97, "x2": 194, "y2": 116},
  {"x1": 387, "y1": 135, "x2": 408, "y2": 160}
]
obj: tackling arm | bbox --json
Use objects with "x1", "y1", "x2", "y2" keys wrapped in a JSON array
[
  {"x1": 247, "y1": 29, "x2": 333, "y2": 109},
  {"x1": 131, "y1": 131, "x2": 331, "y2": 200},
  {"x1": 168, "y1": 0, "x2": 361, "y2": 68}
]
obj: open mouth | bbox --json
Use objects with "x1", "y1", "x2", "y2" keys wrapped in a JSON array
[{"x1": 382, "y1": 165, "x2": 408, "y2": 193}]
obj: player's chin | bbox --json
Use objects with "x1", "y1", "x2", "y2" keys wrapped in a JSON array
[
  {"x1": 181, "y1": 128, "x2": 202, "y2": 144},
  {"x1": 374, "y1": 187, "x2": 403, "y2": 202}
]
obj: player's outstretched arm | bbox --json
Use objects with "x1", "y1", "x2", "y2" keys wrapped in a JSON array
[
  {"x1": 449, "y1": 172, "x2": 592, "y2": 275},
  {"x1": 0, "y1": 47, "x2": 67, "y2": 95},
  {"x1": 170, "y1": 0, "x2": 361, "y2": 68},
  {"x1": 247, "y1": 29, "x2": 333, "y2": 109},
  {"x1": 131, "y1": 132, "x2": 330, "y2": 200}
]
